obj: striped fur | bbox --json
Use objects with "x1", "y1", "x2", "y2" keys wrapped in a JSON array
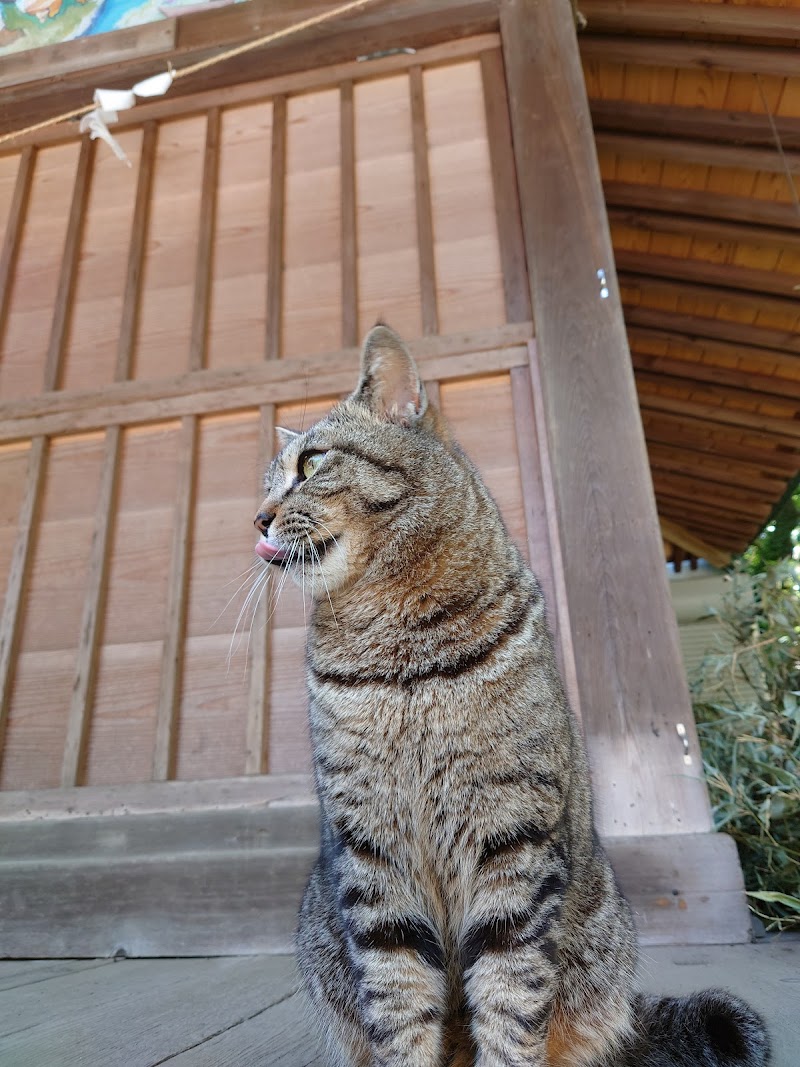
[{"x1": 256, "y1": 326, "x2": 769, "y2": 1067}]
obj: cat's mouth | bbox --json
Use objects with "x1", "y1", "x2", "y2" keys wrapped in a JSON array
[{"x1": 255, "y1": 535, "x2": 338, "y2": 567}]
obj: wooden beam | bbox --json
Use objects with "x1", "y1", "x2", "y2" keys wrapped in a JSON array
[
  {"x1": 620, "y1": 278, "x2": 800, "y2": 357},
  {"x1": 596, "y1": 131, "x2": 800, "y2": 176},
  {"x1": 410, "y1": 65, "x2": 439, "y2": 336},
  {"x1": 580, "y1": 0, "x2": 800, "y2": 41},
  {"x1": 603, "y1": 180, "x2": 800, "y2": 234},
  {"x1": 647, "y1": 442, "x2": 787, "y2": 497},
  {"x1": 480, "y1": 49, "x2": 532, "y2": 324},
  {"x1": 636, "y1": 368, "x2": 799, "y2": 423},
  {"x1": 501, "y1": 0, "x2": 712, "y2": 839},
  {"x1": 0, "y1": 147, "x2": 35, "y2": 348},
  {"x1": 116, "y1": 123, "x2": 157, "y2": 381},
  {"x1": 652, "y1": 473, "x2": 773, "y2": 521},
  {"x1": 266, "y1": 95, "x2": 287, "y2": 361},
  {"x1": 616, "y1": 249, "x2": 800, "y2": 301},
  {"x1": 637, "y1": 384, "x2": 800, "y2": 445},
  {"x1": 1, "y1": 1, "x2": 498, "y2": 144},
  {"x1": 43, "y1": 137, "x2": 94, "y2": 393},
  {"x1": 0, "y1": 438, "x2": 47, "y2": 766},
  {"x1": 657, "y1": 503, "x2": 756, "y2": 544},
  {"x1": 631, "y1": 345, "x2": 800, "y2": 403},
  {"x1": 609, "y1": 206, "x2": 800, "y2": 257},
  {"x1": 0, "y1": 323, "x2": 531, "y2": 442},
  {"x1": 340, "y1": 81, "x2": 359, "y2": 349},
  {"x1": 641, "y1": 410, "x2": 800, "y2": 475},
  {"x1": 591, "y1": 99, "x2": 800, "y2": 153},
  {"x1": 658, "y1": 518, "x2": 730, "y2": 571},
  {"x1": 581, "y1": 35, "x2": 800, "y2": 79}
]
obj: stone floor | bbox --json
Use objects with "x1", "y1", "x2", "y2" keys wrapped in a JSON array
[{"x1": 0, "y1": 941, "x2": 798, "y2": 1066}]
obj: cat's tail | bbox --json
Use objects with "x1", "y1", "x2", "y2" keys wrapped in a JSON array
[{"x1": 615, "y1": 989, "x2": 770, "y2": 1067}]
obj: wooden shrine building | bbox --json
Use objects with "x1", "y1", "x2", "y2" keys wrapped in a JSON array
[{"x1": 0, "y1": 0, "x2": 798, "y2": 956}]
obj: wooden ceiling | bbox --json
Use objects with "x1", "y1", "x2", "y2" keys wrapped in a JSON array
[
  {"x1": 579, "y1": 0, "x2": 800, "y2": 561},
  {"x1": 0, "y1": 0, "x2": 797, "y2": 563}
]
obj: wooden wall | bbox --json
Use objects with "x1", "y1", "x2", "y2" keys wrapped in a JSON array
[{"x1": 0, "y1": 38, "x2": 562, "y2": 792}]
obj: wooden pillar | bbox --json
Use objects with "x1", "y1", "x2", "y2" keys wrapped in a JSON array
[{"x1": 499, "y1": 0, "x2": 712, "y2": 840}]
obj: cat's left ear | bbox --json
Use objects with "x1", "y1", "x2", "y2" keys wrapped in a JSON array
[
  {"x1": 352, "y1": 324, "x2": 427, "y2": 425},
  {"x1": 276, "y1": 426, "x2": 300, "y2": 450}
]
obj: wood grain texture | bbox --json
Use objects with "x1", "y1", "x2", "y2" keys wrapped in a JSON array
[
  {"x1": 0, "y1": 437, "x2": 47, "y2": 764},
  {"x1": 480, "y1": 49, "x2": 531, "y2": 325},
  {"x1": 0, "y1": 148, "x2": 35, "y2": 351},
  {"x1": 116, "y1": 124, "x2": 158, "y2": 382},
  {"x1": 501, "y1": 0, "x2": 712, "y2": 838},
  {"x1": 410, "y1": 66, "x2": 439, "y2": 336},
  {"x1": 152, "y1": 417, "x2": 198, "y2": 782},
  {"x1": 189, "y1": 109, "x2": 221, "y2": 374},
  {"x1": 659, "y1": 519, "x2": 730, "y2": 571},
  {"x1": 60, "y1": 427, "x2": 122, "y2": 788},
  {"x1": 43, "y1": 137, "x2": 94, "y2": 393},
  {"x1": 581, "y1": 35, "x2": 800, "y2": 79},
  {"x1": 245, "y1": 406, "x2": 275, "y2": 776},
  {"x1": 266, "y1": 95, "x2": 287, "y2": 360},
  {"x1": 0, "y1": 326, "x2": 531, "y2": 444},
  {"x1": 596, "y1": 130, "x2": 800, "y2": 176},
  {"x1": 603, "y1": 180, "x2": 800, "y2": 233},
  {"x1": 609, "y1": 206, "x2": 800, "y2": 257},
  {"x1": 579, "y1": 0, "x2": 800, "y2": 40},
  {"x1": 340, "y1": 82, "x2": 359, "y2": 349},
  {"x1": 616, "y1": 249, "x2": 800, "y2": 301}
]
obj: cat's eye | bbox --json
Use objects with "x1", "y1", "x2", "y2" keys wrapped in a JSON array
[{"x1": 299, "y1": 451, "x2": 326, "y2": 481}]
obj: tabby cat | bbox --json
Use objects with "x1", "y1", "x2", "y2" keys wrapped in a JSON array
[{"x1": 253, "y1": 325, "x2": 769, "y2": 1067}]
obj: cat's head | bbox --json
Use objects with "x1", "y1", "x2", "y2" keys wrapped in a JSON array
[{"x1": 254, "y1": 325, "x2": 459, "y2": 598}]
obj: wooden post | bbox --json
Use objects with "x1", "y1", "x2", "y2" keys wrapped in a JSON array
[{"x1": 500, "y1": 0, "x2": 712, "y2": 839}]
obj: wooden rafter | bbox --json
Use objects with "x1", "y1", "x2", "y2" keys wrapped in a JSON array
[
  {"x1": 596, "y1": 131, "x2": 800, "y2": 176},
  {"x1": 579, "y1": 0, "x2": 800, "y2": 41},
  {"x1": 581, "y1": 35, "x2": 800, "y2": 78},
  {"x1": 659, "y1": 518, "x2": 730, "y2": 571},
  {"x1": 609, "y1": 207, "x2": 800, "y2": 257}
]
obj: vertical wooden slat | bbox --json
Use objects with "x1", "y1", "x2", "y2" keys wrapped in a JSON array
[
  {"x1": 116, "y1": 122, "x2": 157, "y2": 381},
  {"x1": 340, "y1": 81, "x2": 358, "y2": 348},
  {"x1": 409, "y1": 66, "x2": 438, "y2": 336},
  {"x1": 0, "y1": 146, "x2": 35, "y2": 349},
  {"x1": 43, "y1": 137, "x2": 94, "y2": 393},
  {"x1": 501, "y1": 0, "x2": 712, "y2": 838},
  {"x1": 246, "y1": 405, "x2": 275, "y2": 775},
  {"x1": 480, "y1": 49, "x2": 532, "y2": 324},
  {"x1": 266, "y1": 95, "x2": 287, "y2": 360},
  {"x1": 152, "y1": 110, "x2": 219, "y2": 781},
  {"x1": 0, "y1": 436, "x2": 47, "y2": 764},
  {"x1": 61, "y1": 426, "x2": 121, "y2": 786},
  {"x1": 189, "y1": 108, "x2": 220, "y2": 374},
  {"x1": 424, "y1": 379, "x2": 441, "y2": 408},
  {"x1": 61, "y1": 125, "x2": 159, "y2": 786},
  {"x1": 514, "y1": 354, "x2": 581, "y2": 719},
  {"x1": 153, "y1": 415, "x2": 198, "y2": 782}
]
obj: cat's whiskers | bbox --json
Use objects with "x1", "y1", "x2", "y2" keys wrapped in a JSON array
[
  {"x1": 306, "y1": 526, "x2": 339, "y2": 630},
  {"x1": 211, "y1": 561, "x2": 264, "y2": 632},
  {"x1": 227, "y1": 563, "x2": 270, "y2": 670}
]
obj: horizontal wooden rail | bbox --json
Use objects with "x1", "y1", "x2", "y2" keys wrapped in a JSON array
[
  {"x1": 581, "y1": 35, "x2": 800, "y2": 79},
  {"x1": 596, "y1": 131, "x2": 800, "y2": 176},
  {"x1": 0, "y1": 324, "x2": 532, "y2": 443}
]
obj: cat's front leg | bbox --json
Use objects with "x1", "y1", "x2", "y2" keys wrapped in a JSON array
[
  {"x1": 460, "y1": 835, "x2": 567, "y2": 1067},
  {"x1": 338, "y1": 851, "x2": 448, "y2": 1066}
]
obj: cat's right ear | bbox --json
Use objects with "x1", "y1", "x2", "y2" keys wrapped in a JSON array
[
  {"x1": 276, "y1": 426, "x2": 300, "y2": 450},
  {"x1": 351, "y1": 324, "x2": 427, "y2": 426}
]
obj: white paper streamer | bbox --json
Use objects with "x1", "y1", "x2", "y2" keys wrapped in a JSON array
[
  {"x1": 79, "y1": 110, "x2": 132, "y2": 167},
  {"x1": 88, "y1": 70, "x2": 175, "y2": 161}
]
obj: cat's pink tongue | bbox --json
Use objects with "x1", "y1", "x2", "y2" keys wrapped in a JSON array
[{"x1": 255, "y1": 541, "x2": 285, "y2": 562}]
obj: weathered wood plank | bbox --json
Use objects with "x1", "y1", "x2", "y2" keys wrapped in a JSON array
[
  {"x1": 0, "y1": 147, "x2": 35, "y2": 349},
  {"x1": 580, "y1": 0, "x2": 800, "y2": 39},
  {"x1": 43, "y1": 137, "x2": 94, "y2": 393},
  {"x1": 153, "y1": 416, "x2": 198, "y2": 782},
  {"x1": 0, "y1": 330, "x2": 532, "y2": 444},
  {"x1": 480, "y1": 49, "x2": 531, "y2": 325},
  {"x1": 596, "y1": 130, "x2": 800, "y2": 176},
  {"x1": 266, "y1": 95, "x2": 287, "y2": 361},
  {"x1": 246, "y1": 405, "x2": 276, "y2": 776},
  {"x1": 410, "y1": 65, "x2": 439, "y2": 336},
  {"x1": 616, "y1": 248, "x2": 800, "y2": 301},
  {"x1": 116, "y1": 123, "x2": 157, "y2": 381},
  {"x1": 61, "y1": 426, "x2": 122, "y2": 787},
  {"x1": 609, "y1": 205, "x2": 800, "y2": 257},
  {"x1": 340, "y1": 81, "x2": 358, "y2": 349},
  {"x1": 0, "y1": 437, "x2": 47, "y2": 762},
  {"x1": 0, "y1": 959, "x2": 112, "y2": 993},
  {"x1": 500, "y1": 0, "x2": 713, "y2": 839},
  {"x1": 189, "y1": 108, "x2": 221, "y2": 373},
  {"x1": 582, "y1": 35, "x2": 800, "y2": 79},
  {"x1": 0, "y1": 956, "x2": 300, "y2": 1065}
]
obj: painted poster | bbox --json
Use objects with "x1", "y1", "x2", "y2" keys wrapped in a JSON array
[{"x1": 1, "y1": 0, "x2": 244, "y2": 55}]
